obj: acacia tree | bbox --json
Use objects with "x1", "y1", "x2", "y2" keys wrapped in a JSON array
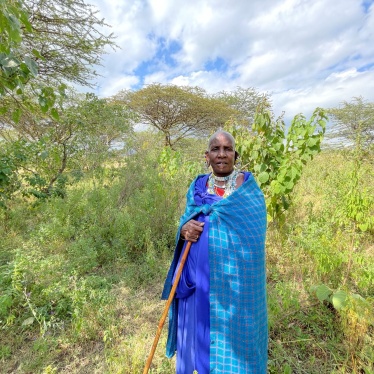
[
  {"x1": 1, "y1": 0, "x2": 42, "y2": 120},
  {"x1": 114, "y1": 84, "x2": 238, "y2": 148},
  {"x1": 1, "y1": 0, "x2": 117, "y2": 204},
  {"x1": 327, "y1": 97, "x2": 374, "y2": 150},
  {"x1": 0, "y1": 92, "x2": 133, "y2": 201},
  {"x1": 215, "y1": 86, "x2": 272, "y2": 128},
  {"x1": 327, "y1": 97, "x2": 374, "y2": 233},
  {"x1": 1, "y1": 0, "x2": 33, "y2": 93},
  {"x1": 0, "y1": 0, "x2": 115, "y2": 118},
  {"x1": 22, "y1": 0, "x2": 115, "y2": 87}
]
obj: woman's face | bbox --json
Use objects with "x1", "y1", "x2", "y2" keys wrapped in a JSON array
[{"x1": 205, "y1": 133, "x2": 236, "y2": 177}]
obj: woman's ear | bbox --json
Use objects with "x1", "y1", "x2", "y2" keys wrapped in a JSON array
[
  {"x1": 235, "y1": 151, "x2": 240, "y2": 161},
  {"x1": 205, "y1": 151, "x2": 210, "y2": 167}
]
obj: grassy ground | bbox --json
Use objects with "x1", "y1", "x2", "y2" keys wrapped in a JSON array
[{"x1": 0, "y1": 151, "x2": 373, "y2": 373}]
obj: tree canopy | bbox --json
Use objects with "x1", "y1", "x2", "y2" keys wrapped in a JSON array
[
  {"x1": 215, "y1": 86, "x2": 272, "y2": 128},
  {"x1": 113, "y1": 84, "x2": 241, "y2": 147},
  {"x1": 21, "y1": 0, "x2": 115, "y2": 87},
  {"x1": 0, "y1": 91, "x2": 133, "y2": 202},
  {"x1": 327, "y1": 97, "x2": 374, "y2": 150},
  {"x1": 0, "y1": 0, "x2": 115, "y2": 118}
]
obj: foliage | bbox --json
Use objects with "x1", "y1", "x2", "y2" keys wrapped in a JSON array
[
  {"x1": 215, "y1": 86, "x2": 272, "y2": 127},
  {"x1": 327, "y1": 96, "x2": 374, "y2": 150},
  {"x1": 158, "y1": 146, "x2": 204, "y2": 182},
  {"x1": 0, "y1": 140, "x2": 26, "y2": 207},
  {"x1": 288, "y1": 151, "x2": 373, "y2": 292},
  {"x1": 0, "y1": 136, "x2": 373, "y2": 373},
  {"x1": 1, "y1": 137, "x2": 70, "y2": 200},
  {"x1": 21, "y1": 0, "x2": 115, "y2": 87},
  {"x1": 0, "y1": 0, "x2": 35, "y2": 96},
  {"x1": 0, "y1": 0, "x2": 61, "y2": 117},
  {"x1": 331, "y1": 124, "x2": 374, "y2": 233},
  {"x1": 114, "y1": 84, "x2": 238, "y2": 147},
  {"x1": 0, "y1": 145, "x2": 183, "y2": 339},
  {"x1": 0, "y1": 0, "x2": 115, "y2": 118},
  {"x1": 312, "y1": 284, "x2": 348, "y2": 311},
  {"x1": 228, "y1": 107, "x2": 327, "y2": 220},
  {"x1": 311, "y1": 284, "x2": 373, "y2": 352},
  {"x1": 58, "y1": 92, "x2": 134, "y2": 172},
  {"x1": 265, "y1": 150, "x2": 373, "y2": 373},
  {"x1": 0, "y1": 92, "x2": 133, "y2": 205},
  {"x1": 333, "y1": 161, "x2": 374, "y2": 233}
]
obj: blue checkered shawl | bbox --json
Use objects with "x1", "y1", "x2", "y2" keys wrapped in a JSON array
[{"x1": 162, "y1": 172, "x2": 268, "y2": 373}]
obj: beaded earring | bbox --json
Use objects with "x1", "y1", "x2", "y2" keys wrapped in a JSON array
[{"x1": 235, "y1": 155, "x2": 242, "y2": 170}]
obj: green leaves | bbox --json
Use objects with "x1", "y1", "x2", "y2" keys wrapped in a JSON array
[
  {"x1": 24, "y1": 56, "x2": 38, "y2": 76},
  {"x1": 258, "y1": 171, "x2": 269, "y2": 184},
  {"x1": 22, "y1": 316, "x2": 35, "y2": 326},
  {"x1": 327, "y1": 96, "x2": 374, "y2": 150},
  {"x1": 50, "y1": 107, "x2": 59, "y2": 120},
  {"x1": 0, "y1": 144, "x2": 26, "y2": 208},
  {"x1": 1, "y1": 54, "x2": 19, "y2": 68},
  {"x1": 36, "y1": 86, "x2": 62, "y2": 118},
  {"x1": 31, "y1": 48, "x2": 44, "y2": 60},
  {"x1": 125, "y1": 83, "x2": 237, "y2": 147},
  {"x1": 329, "y1": 110, "x2": 374, "y2": 233},
  {"x1": 0, "y1": 2, "x2": 67, "y2": 122},
  {"x1": 332, "y1": 290, "x2": 348, "y2": 311},
  {"x1": 228, "y1": 107, "x2": 327, "y2": 221},
  {"x1": 11, "y1": 108, "x2": 21, "y2": 123},
  {"x1": 312, "y1": 285, "x2": 348, "y2": 311},
  {"x1": 315, "y1": 284, "x2": 332, "y2": 302},
  {"x1": 0, "y1": 3, "x2": 24, "y2": 45}
]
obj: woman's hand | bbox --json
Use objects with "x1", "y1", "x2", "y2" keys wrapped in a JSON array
[{"x1": 181, "y1": 220, "x2": 205, "y2": 242}]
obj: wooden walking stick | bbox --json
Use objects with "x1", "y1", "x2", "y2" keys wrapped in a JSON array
[{"x1": 143, "y1": 241, "x2": 192, "y2": 374}]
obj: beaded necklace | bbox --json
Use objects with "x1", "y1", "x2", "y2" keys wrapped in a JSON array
[{"x1": 207, "y1": 169, "x2": 240, "y2": 198}]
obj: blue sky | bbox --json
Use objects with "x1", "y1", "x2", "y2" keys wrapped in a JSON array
[{"x1": 88, "y1": 0, "x2": 374, "y2": 123}]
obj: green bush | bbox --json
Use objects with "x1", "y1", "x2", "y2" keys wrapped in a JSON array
[{"x1": 1, "y1": 140, "x2": 373, "y2": 373}]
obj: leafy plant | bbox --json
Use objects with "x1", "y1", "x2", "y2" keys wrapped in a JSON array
[
  {"x1": 0, "y1": 0, "x2": 66, "y2": 119},
  {"x1": 332, "y1": 128, "x2": 374, "y2": 233},
  {"x1": 158, "y1": 146, "x2": 204, "y2": 183},
  {"x1": 0, "y1": 131, "x2": 372, "y2": 373},
  {"x1": 311, "y1": 284, "x2": 373, "y2": 353},
  {"x1": 311, "y1": 284, "x2": 348, "y2": 311},
  {"x1": 228, "y1": 108, "x2": 327, "y2": 220}
]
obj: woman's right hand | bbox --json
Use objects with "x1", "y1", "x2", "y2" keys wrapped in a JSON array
[{"x1": 181, "y1": 220, "x2": 205, "y2": 242}]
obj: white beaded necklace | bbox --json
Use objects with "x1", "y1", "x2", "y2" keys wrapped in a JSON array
[{"x1": 207, "y1": 169, "x2": 240, "y2": 198}]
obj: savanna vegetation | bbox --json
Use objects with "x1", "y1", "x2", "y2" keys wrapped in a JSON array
[{"x1": 1, "y1": 1, "x2": 373, "y2": 373}]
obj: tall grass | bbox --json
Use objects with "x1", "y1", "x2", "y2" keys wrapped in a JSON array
[
  {"x1": 0, "y1": 147, "x2": 373, "y2": 373},
  {"x1": 266, "y1": 151, "x2": 373, "y2": 373}
]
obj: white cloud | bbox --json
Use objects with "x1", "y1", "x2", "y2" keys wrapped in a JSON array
[
  {"x1": 97, "y1": 75, "x2": 140, "y2": 97},
  {"x1": 272, "y1": 68, "x2": 374, "y2": 122},
  {"x1": 86, "y1": 0, "x2": 374, "y2": 121},
  {"x1": 170, "y1": 70, "x2": 236, "y2": 93},
  {"x1": 326, "y1": 68, "x2": 360, "y2": 82}
]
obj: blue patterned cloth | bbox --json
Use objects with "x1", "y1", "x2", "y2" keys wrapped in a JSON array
[{"x1": 162, "y1": 172, "x2": 268, "y2": 373}]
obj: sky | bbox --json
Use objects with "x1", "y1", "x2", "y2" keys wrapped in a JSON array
[{"x1": 87, "y1": 0, "x2": 374, "y2": 123}]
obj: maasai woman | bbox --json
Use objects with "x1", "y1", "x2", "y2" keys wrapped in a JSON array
[{"x1": 162, "y1": 131, "x2": 268, "y2": 373}]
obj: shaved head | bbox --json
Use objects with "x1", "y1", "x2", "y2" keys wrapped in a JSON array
[{"x1": 208, "y1": 130, "x2": 235, "y2": 150}]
